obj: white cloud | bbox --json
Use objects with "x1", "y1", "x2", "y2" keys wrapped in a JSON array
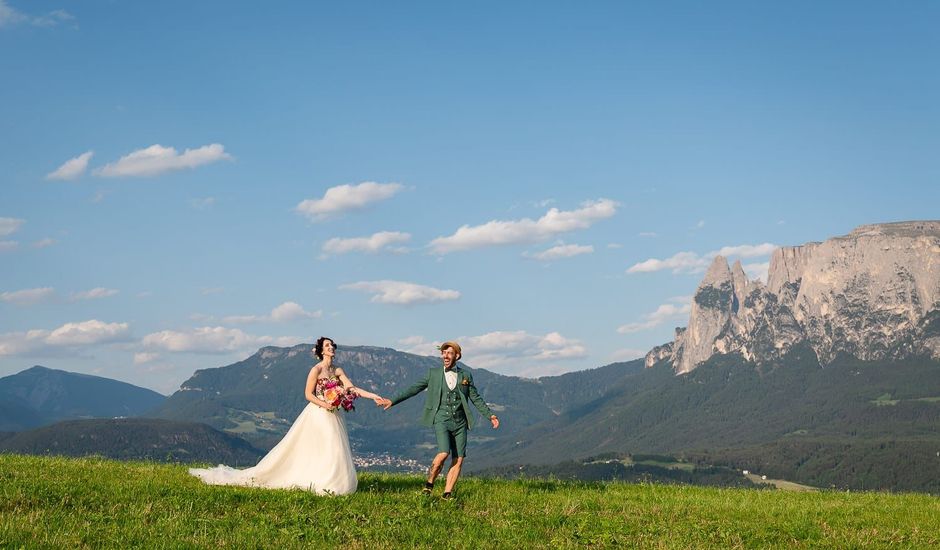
[
  {"x1": 607, "y1": 243, "x2": 623, "y2": 249},
  {"x1": 47, "y1": 320, "x2": 130, "y2": 345},
  {"x1": 134, "y1": 352, "x2": 160, "y2": 365},
  {"x1": 0, "y1": 241, "x2": 18, "y2": 252},
  {"x1": 0, "y1": 319, "x2": 131, "y2": 356},
  {"x1": 31, "y1": 9, "x2": 73, "y2": 27},
  {"x1": 94, "y1": 144, "x2": 232, "y2": 178},
  {"x1": 296, "y1": 182, "x2": 403, "y2": 221},
  {"x1": 270, "y1": 301, "x2": 320, "y2": 322},
  {"x1": 743, "y1": 261, "x2": 770, "y2": 282},
  {"x1": 0, "y1": 0, "x2": 23, "y2": 26},
  {"x1": 638, "y1": 232, "x2": 658, "y2": 238},
  {"x1": 401, "y1": 330, "x2": 587, "y2": 368},
  {"x1": 531, "y1": 332, "x2": 589, "y2": 361},
  {"x1": 322, "y1": 231, "x2": 411, "y2": 256},
  {"x1": 429, "y1": 199, "x2": 618, "y2": 254},
  {"x1": 627, "y1": 243, "x2": 778, "y2": 275},
  {"x1": 222, "y1": 301, "x2": 322, "y2": 324},
  {"x1": 459, "y1": 331, "x2": 535, "y2": 355},
  {"x1": 398, "y1": 335, "x2": 440, "y2": 357},
  {"x1": 398, "y1": 335, "x2": 428, "y2": 347},
  {"x1": 0, "y1": 287, "x2": 56, "y2": 305},
  {"x1": 524, "y1": 244, "x2": 594, "y2": 261},
  {"x1": 617, "y1": 299, "x2": 692, "y2": 334},
  {"x1": 400, "y1": 330, "x2": 588, "y2": 376},
  {"x1": 141, "y1": 326, "x2": 300, "y2": 354},
  {"x1": 627, "y1": 251, "x2": 709, "y2": 274},
  {"x1": 0, "y1": 217, "x2": 24, "y2": 237},
  {"x1": 340, "y1": 280, "x2": 460, "y2": 305},
  {"x1": 714, "y1": 243, "x2": 778, "y2": 258},
  {"x1": 32, "y1": 238, "x2": 57, "y2": 248},
  {"x1": 0, "y1": 1, "x2": 73, "y2": 27},
  {"x1": 46, "y1": 151, "x2": 93, "y2": 180},
  {"x1": 399, "y1": 335, "x2": 425, "y2": 346},
  {"x1": 71, "y1": 287, "x2": 119, "y2": 301},
  {"x1": 0, "y1": 331, "x2": 45, "y2": 356}
]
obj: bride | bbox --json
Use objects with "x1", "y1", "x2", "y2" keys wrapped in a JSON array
[{"x1": 189, "y1": 336, "x2": 385, "y2": 495}]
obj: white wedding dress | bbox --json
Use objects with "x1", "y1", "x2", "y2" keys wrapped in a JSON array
[{"x1": 189, "y1": 377, "x2": 358, "y2": 495}]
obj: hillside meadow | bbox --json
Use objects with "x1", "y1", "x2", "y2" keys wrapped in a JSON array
[{"x1": 1, "y1": 454, "x2": 938, "y2": 548}]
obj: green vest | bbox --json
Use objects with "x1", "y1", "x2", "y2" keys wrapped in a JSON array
[{"x1": 434, "y1": 377, "x2": 467, "y2": 426}]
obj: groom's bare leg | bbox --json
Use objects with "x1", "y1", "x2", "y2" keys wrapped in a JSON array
[
  {"x1": 428, "y1": 452, "x2": 450, "y2": 484},
  {"x1": 444, "y1": 457, "x2": 464, "y2": 493}
]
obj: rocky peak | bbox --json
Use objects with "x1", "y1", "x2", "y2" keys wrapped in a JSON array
[
  {"x1": 672, "y1": 256, "x2": 736, "y2": 374},
  {"x1": 647, "y1": 221, "x2": 940, "y2": 374},
  {"x1": 731, "y1": 260, "x2": 748, "y2": 310},
  {"x1": 766, "y1": 243, "x2": 819, "y2": 298}
]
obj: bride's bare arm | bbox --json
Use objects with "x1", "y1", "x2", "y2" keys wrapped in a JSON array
[
  {"x1": 305, "y1": 364, "x2": 334, "y2": 409},
  {"x1": 336, "y1": 368, "x2": 383, "y2": 401}
]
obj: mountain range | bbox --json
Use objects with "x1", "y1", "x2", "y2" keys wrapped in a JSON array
[
  {"x1": 472, "y1": 222, "x2": 940, "y2": 490},
  {"x1": 647, "y1": 220, "x2": 940, "y2": 373},
  {"x1": 2, "y1": 221, "x2": 937, "y2": 491},
  {"x1": 0, "y1": 366, "x2": 166, "y2": 431},
  {"x1": 146, "y1": 344, "x2": 642, "y2": 457}
]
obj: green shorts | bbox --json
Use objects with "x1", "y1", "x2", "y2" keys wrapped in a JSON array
[{"x1": 434, "y1": 421, "x2": 468, "y2": 458}]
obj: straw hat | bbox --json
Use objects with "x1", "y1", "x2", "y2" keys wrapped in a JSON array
[{"x1": 439, "y1": 341, "x2": 462, "y2": 360}]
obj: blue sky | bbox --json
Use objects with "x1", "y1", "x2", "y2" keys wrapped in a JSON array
[{"x1": 2, "y1": 1, "x2": 938, "y2": 393}]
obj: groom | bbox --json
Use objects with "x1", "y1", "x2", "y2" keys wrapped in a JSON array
[{"x1": 380, "y1": 341, "x2": 499, "y2": 499}]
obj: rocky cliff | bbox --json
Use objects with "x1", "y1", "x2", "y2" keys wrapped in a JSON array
[{"x1": 647, "y1": 221, "x2": 940, "y2": 374}]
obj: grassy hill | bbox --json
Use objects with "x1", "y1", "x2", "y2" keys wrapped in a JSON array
[{"x1": 1, "y1": 454, "x2": 938, "y2": 548}]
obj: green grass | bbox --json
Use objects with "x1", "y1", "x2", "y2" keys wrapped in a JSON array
[
  {"x1": 870, "y1": 393, "x2": 899, "y2": 406},
  {"x1": 870, "y1": 393, "x2": 940, "y2": 406},
  {"x1": 744, "y1": 473, "x2": 818, "y2": 493},
  {"x1": 2, "y1": 454, "x2": 939, "y2": 549},
  {"x1": 633, "y1": 460, "x2": 696, "y2": 472},
  {"x1": 913, "y1": 397, "x2": 940, "y2": 403}
]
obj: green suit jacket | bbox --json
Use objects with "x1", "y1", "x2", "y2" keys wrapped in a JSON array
[{"x1": 390, "y1": 366, "x2": 494, "y2": 430}]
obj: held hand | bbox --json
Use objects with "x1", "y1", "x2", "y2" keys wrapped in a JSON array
[
  {"x1": 372, "y1": 396, "x2": 389, "y2": 407},
  {"x1": 490, "y1": 415, "x2": 500, "y2": 429}
]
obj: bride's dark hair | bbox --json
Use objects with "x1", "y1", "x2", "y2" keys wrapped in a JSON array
[{"x1": 314, "y1": 336, "x2": 336, "y2": 360}]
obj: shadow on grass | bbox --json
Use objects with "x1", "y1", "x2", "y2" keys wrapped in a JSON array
[{"x1": 355, "y1": 471, "x2": 605, "y2": 497}]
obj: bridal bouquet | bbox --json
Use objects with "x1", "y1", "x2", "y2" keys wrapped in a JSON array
[{"x1": 321, "y1": 379, "x2": 358, "y2": 412}]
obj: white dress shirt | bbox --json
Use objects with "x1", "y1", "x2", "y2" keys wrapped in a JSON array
[{"x1": 444, "y1": 369, "x2": 458, "y2": 391}]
